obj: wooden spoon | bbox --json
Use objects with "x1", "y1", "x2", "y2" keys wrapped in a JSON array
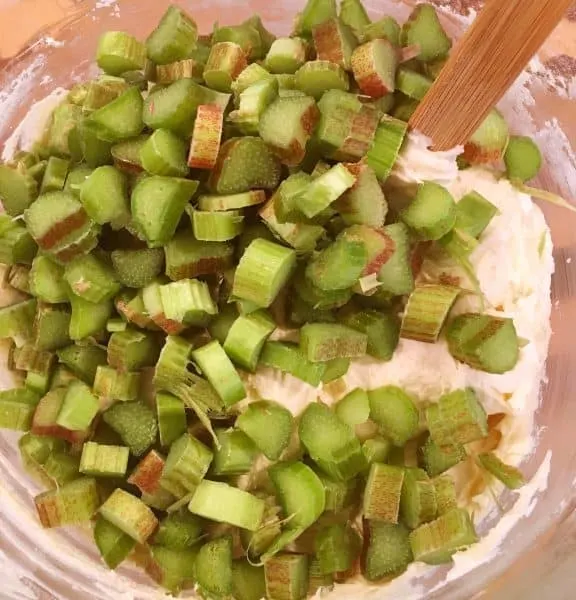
[{"x1": 409, "y1": 0, "x2": 573, "y2": 150}]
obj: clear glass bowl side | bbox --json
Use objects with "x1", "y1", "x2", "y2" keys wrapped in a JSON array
[{"x1": 0, "y1": 1, "x2": 575, "y2": 599}]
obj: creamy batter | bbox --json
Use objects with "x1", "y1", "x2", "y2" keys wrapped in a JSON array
[{"x1": 0, "y1": 97, "x2": 554, "y2": 599}]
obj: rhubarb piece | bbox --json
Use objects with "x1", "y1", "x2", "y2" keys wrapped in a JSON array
[
  {"x1": 409, "y1": 508, "x2": 477, "y2": 565},
  {"x1": 143, "y1": 79, "x2": 230, "y2": 138},
  {"x1": 0, "y1": 164, "x2": 39, "y2": 216},
  {"x1": 362, "y1": 436, "x2": 392, "y2": 465},
  {"x1": 363, "y1": 16, "x2": 401, "y2": 45},
  {"x1": 158, "y1": 278, "x2": 217, "y2": 326},
  {"x1": 351, "y1": 39, "x2": 397, "y2": 99},
  {"x1": 300, "y1": 323, "x2": 368, "y2": 362},
  {"x1": 0, "y1": 387, "x2": 40, "y2": 431},
  {"x1": 213, "y1": 22, "x2": 264, "y2": 60},
  {"x1": 294, "y1": 267, "x2": 352, "y2": 310},
  {"x1": 433, "y1": 475, "x2": 458, "y2": 515},
  {"x1": 0, "y1": 298, "x2": 37, "y2": 347},
  {"x1": 87, "y1": 87, "x2": 144, "y2": 142},
  {"x1": 368, "y1": 386, "x2": 419, "y2": 447},
  {"x1": 224, "y1": 309, "x2": 276, "y2": 371},
  {"x1": 94, "y1": 515, "x2": 136, "y2": 569},
  {"x1": 400, "y1": 284, "x2": 460, "y2": 343},
  {"x1": 203, "y1": 42, "x2": 247, "y2": 92},
  {"x1": 259, "y1": 199, "x2": 324, "y2": 254},
  {"x1": 265, "y1": 553, "x2": 309, "y2": 600},
  {"x1": 259, "y1": 96, "x2": 319, "y2": 166},
  {"x1": 211, "y1": 429, "x2": 258, "y2": 476},
  {"x1": 94, "y1": 366, "x2": 141, "y2": 402},
  {"x1": 188, "y1": 207, "x2": 244, "y2": 242},
  {"x1": 376, "y1": 223, "x2": 414, "y2": 295},
  {"x1": 199, "y1": 190, "x2": 266, "y2": 211},
  {"x1": 156, "y1": 392, "x2": 187, "y2": 448},
  {"x1": 315, "y1": 522, "x2": 360, "y2": 575},
  {"x1": 145, "y1": 5, "x2": 198, "y2": 65},
  {"x1": 401, "y1": 4, "x2": 452, "y2": 62},
  {"x1": 476, "y1": 452, "x2": 525, "y2": 489},
  {"x1": 419, "y1": 436, "x2": 466, "y2": 477},
  {"x1": 313, "y1": 18, "x2": 357, "y2": 70},
  {"x1": 236, "y1": 400, "x2": 294, "y2": 461},
  {"x1": 396, "y1": 67, "x2": 433, "y2": 100},
  {"x1": 426, "y1": 388, "x2": 488, "y2": 446},
  {"x1": 64, "y1": 254, "x2": 121, "y2": 303},
  {"x1": 299, "y1": 402, "x2": 367, "y2": 480},
  {"x1": 57, "y1": 343, "x2": 107, "y2": 385},
  {"x1": 208, "y1": 137, "x2": 281, "y2": 194},
  {"x1": 334, "y1": 164, "x2": 387, "y2": 226},
  {"x1": 39, "y1": 156, "x2": 70, "y2": 194},
  {"x1": 259, "y1": 341, "x2": 326, "y2": 387},
  {"x1": 294, "y1": 60, "x2": 349, "y2": 99},
  {"x1": 0, "y1": 215, "x2": 37, "y2": 265},
  {"x1": 365, "y1": 116, "x2": 408, "y2": 181},
  {"x1": 56, "y1": 380, "x2": 99, "y2": 432},
  {"x1": 164, "y1": 231, "x2": 234, "y2": 280},
  {"x1": 80, "y1": 441, "x2": 130, "y2": 478},
  {"x1": 400, "y1": 467, "x2": 438, "y2": 529},
  {"x1": 401, "y1": 181, "x2": 457, "y2": 240},
  {"x1": 233, "y1": 239, "x2": 296, "y2": 308},
  {"x1": 33, "y1": 303, "x2": 71, "y2": 352},
  {"x1": 99, "y1": 488, "x2": 158, "y2": 543},
  {"x1": 446, "y1": 313, "x2": 520, "y2": 374},
  {"x1": 305, "y1": 234, "x2": 367, "y2": 291},
  {"x1": 504, "y1": 135, "x2": 542, "y2": 183},
  {"x1": 339, "y1": 0, "x2": 370, "y2": 38},
  {"x1": 363, "y1": 462, "x2": 404, "y2": 522},
  {"x1": 155, "y1": 58, "x2": 204, "y2": 84},
  {"x1": 229, "y1": 78, "x2": 279, "y2": 135},
  {"x1": 192, "y1": 340, "x2": 246, "y2": 406},
  {"x1": 341, "y1": 309, "x2": 400, "y2": 361},
  {"x1": 335, "y1": 388, "x2": 370, "y2": 427},
  {"x1": 140, "y1": 129, "x2": 189, "y2": 177},
  {"x1": 233, "y1": 559, "x2": 267, "y2": 600},
  {"x1": 97, "y1": 31, "x2": 146, "y2": 75},
  {"x1": 103, "y1": 400, "x2": 158, "y2": 456},
  {"x1": 295, "y1": 163, "x2": 356, "y2": 218},
  {"x1": 363, "y1": 521, "x2": 413, "y2": 580},
  {"x1": 195, "y1": 536, "x2": 234, "y2": 598},
  {"x1": 131, "y1": 175, "x2": 199, "y2": 247},
  {"x1": 111, "y1": 247, "x2": 164, "y2": 288},
  {"x1": 29, "y1": 256, "x2": 67, "y2": 303},
  {"x1": 162, "y1": 432, "x2": 212, "y2": 492},
  {"x1": 189, "y1": 479, "x2": 265, "y2": 531},
  {"x1": 127, "y1": 449, "x2": 166, "y2": 494},
  {"x1": 35, "y1": 477, "x2": 100, "y2": 527},
  {"x1": 107, "y1": 328, "x2": 160, "y2": 371},
  {"x1": 154, "y1": 511, "x2": 203, "y2": 549},
  {"x1": 295, "y1": 0, "x2": 337, "y2": 36},
  {"x1": 7, "y1": 265, "x2": 31, "y2": 293},
  {"x1": 265, "y1": 38, "x2": 307, "y2": 75},
  {"x1": 462, "y1": 109, "x2": 509, "y2": 164},
  {"x1": 232, "y1": 63, "x2": 274, "y2": 96}
]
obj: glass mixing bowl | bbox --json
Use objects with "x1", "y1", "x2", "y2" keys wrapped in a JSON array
[{"x1": 0, "y1": 1, "x2": 574, "y2": 598}]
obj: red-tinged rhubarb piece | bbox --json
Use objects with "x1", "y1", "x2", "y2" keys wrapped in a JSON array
[
  {"x1": 35, "y1": 477, "x2": 100, "y2": 528},
  {"x1": 341, "y1": 224, "x2": 395, "y2": 277},
  {"x1": 351, "y1": 39, "x2": 397, "y2": 99},
  {"x1": 312, "y1": 17, "x2": 357, "y2": 70},
  {"x1": 334, "y1": 104, "x2": 380, "y2": 162},
  {"x1": 31, "y1": 388, "x2": 89, "y2": 444},
  {"x1": 142, "y1": 281, "x2": 187, "y2": 335},
  {"x1": 462, "y1": 109, "x2": 509, "y2": 165},
  {"x1": 203, "y1": 42, "x2": 248, "y2": 92},
  {"x1": 127, "y1": 449, "x2": 166, "y2": 495},
  {"x1": 188, "y1": 104, "x2": 225, "y2": 170}
]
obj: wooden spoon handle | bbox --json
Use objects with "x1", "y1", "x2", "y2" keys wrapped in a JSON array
[{"x1": 409, "y1": 0, "x2": 573, "y2": 150}]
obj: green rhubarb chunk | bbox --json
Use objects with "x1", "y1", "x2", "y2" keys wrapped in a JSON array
[
  {"x1": 195, "y1": 536, "x2": 233, "y2": 598},
  {"x1": 103, "y1": 400, "x2": 158, "y2": 456},
  {"x1": 259, "y1": 341, "x2": 327, "y2": 387},
  {"x1": 211, "y1": 429, "x2": 258, "y2": 476},
  {"x1": 146, "y1": 5, "x2": 198, "y2": 65},
  {"x1": 80, "y1": 166, "x2": 130, "y2": 227},
  {"x1": 341, "y1": 309, "x2": 400, "y2": 361},
  {"x1": 368, "y1": 386, "x2": 419, "y2": 446},
  {"x1": 300, "y1": 323, "x2": 368, "y2": 362},
  {"x1": 153, "y1": 511, "x2": 203, "y2": 549},
  {"x1": 401, "y1": 4, "x2": 452, "y2": 62},
  {"x1": 419, "y1": 436, "x2": 466, "y2": 477},
  {"x1": 400, "y1": 467, "x2": 438, "y2": 529},
  {"x1": 64, "y1": 254, "x2": 121, "y2": 303},
  {"x1": 299, "y1": 402, "x2": 367, "y2": 481},
  {"x1": 504, "y1": 135, "x2": 542, "y2": 183},
  {"x1": 236, "y1": 400, "x2": 294, "y2": 461},
  {"x1": 94, "y1": 515, "x2": 137, "y2": 569},
  {"x1": 131, "y1": 175, "x2": 199, "y2": 248},
  {"x1": 363, "y1": 521, "x2": 413, "y2": 581},
  {"x1": 88, "y1": 87, "x2": 144, "y2": 142},
  {"x1": 409, "y1": 508, "x2": 477, "y2": 565},
  {"x1": 402, "y1": 182, "x2": 457, "y2": 241},
  {"x1": 208, "y1": 137, "x2": 281, "y2": 195},
  {"x1": 0, "y1": 164, "x2": 39, "y2": 216}
]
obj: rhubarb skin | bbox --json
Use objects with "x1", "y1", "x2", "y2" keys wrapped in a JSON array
[
  {"x1": 128, "y1": 450, "x2": 166, "y2": 495},
  {"x1": 188, "y1": 105, "x2": 225, "y2": 170},
  {"x1": 351, "y1": 39, "x2": 397, "y2": 99},
  {"x1": 275, "y1": 103, "x2": 320, "y2": 167}
]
